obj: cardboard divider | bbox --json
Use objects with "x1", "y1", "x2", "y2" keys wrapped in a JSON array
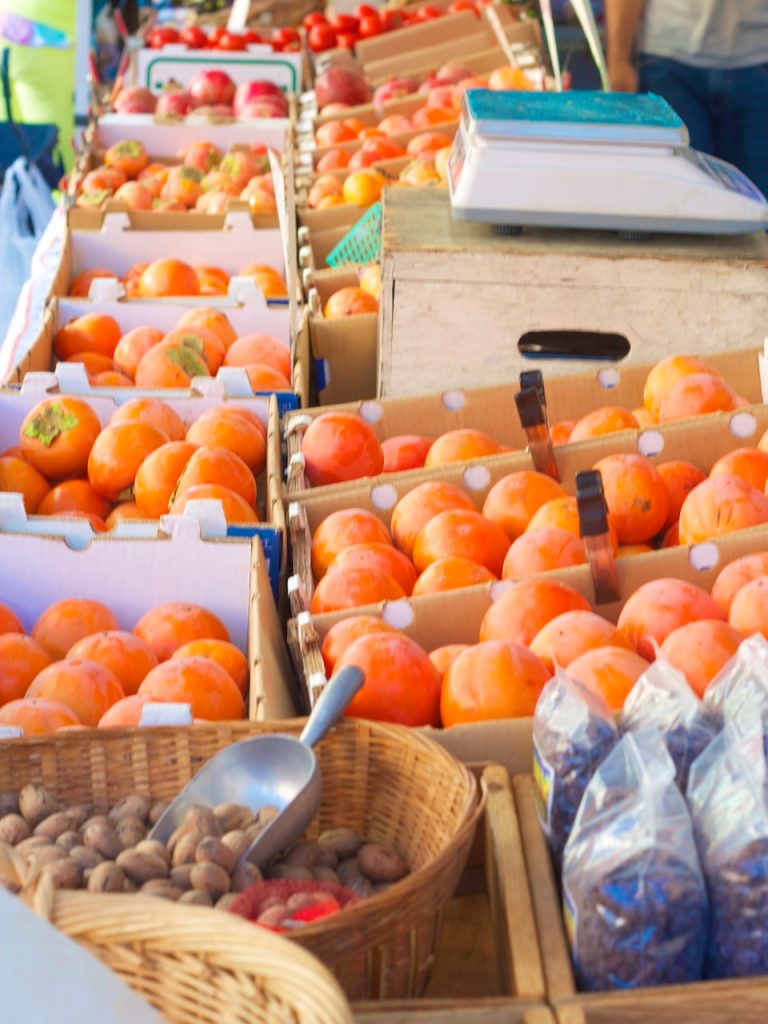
[
  {"x1": 511, "y1": 775, "x2": 768, "y2": 1023},
  {"x1": 0, "y1": 513, "x2": 297, "y2": 721},
  {"x1": 286, "y1": 522, "x2": 768, "y2": 773},
  {"x1": 279, "y1": 345, "x2": 765, "y2": 499},
  {"x1": 0, "y1": 377, "x2": 287, "y2": 599},
  {"x1": 93, "y1": 112, "x2": 291, "y2": 155}
]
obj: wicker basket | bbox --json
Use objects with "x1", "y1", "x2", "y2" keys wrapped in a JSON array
[
  {"x1": 0, "y1": 846, "x2": 353, "y2": 1024},
  {"x1": 0, "y1": 719, "x2": 481, "y2": 1002}
]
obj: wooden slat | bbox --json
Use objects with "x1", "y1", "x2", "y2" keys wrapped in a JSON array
[
  {"x1": 484, "y1": 766, "x2": 546, "y2": 1000},
  {"x1": 353, "y1": 998, "x2": 553, "y2": 1024},
  {"x1": 556, "y1": 980, "x2": 768, "y2": 1024}
]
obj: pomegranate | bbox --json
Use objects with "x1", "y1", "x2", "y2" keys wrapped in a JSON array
[
  {"x1": 315, "y1": 66, "x2": 371, "y2": 110},
  {"x1": 188, "y1": 69, "x2": 236, "y2": 106}
]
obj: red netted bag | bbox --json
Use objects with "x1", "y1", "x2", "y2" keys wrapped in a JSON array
[{"x1": 228, "y1": 879, "x2": 359, "y2": 932}]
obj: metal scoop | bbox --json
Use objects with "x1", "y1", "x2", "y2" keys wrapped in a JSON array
[{"x1": 148, "y1": 666, "x2": 364, "y2": 868}]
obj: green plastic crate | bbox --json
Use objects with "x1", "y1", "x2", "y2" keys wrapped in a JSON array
[{"x1": 325, "y1": 202, "x2": 382, "y2": 267}]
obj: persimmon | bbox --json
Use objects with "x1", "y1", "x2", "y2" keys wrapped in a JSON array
[
  {"x1": 185, "y1": 408, "x2": 266, "y2": 475},
  {"x1": 174, "y1": 444, "x2": 257, "y2": 509},
  {"x1": 315, "y1": 120, "x2": 357, "y2": 145},
  {"x1": 110, "y1": 398, "x2": 186, "y2": 442},
  {"x1": 176, "y1": 307, "x2": 238, "y2": 351},
  {"x1": 162, "y1": 325, "x2": 225, "y2": 375},
  {"x1": 334, "y1": 632, "x2": 442, "y2": 727},
  {"x1": 429, "y1": 643, "x2": 470, "y2": 679},
  {"x1": 407, "y1": 131, "x2": 453, "y2": 157},
  {"x1": 311, "y1": 508, "x2": 392, "y2": 579},
  {"x1": 88, "y1": 422, "x2": 168, "y2": 501},
  {"x1": 656, "y1": 460, "x2": 706, "y2": 529},
  {"x1": 122, "y1": 262, "x2": 149, "y2": 298},
  {"x1": 550, "y1": 420, "x2": 575, "y2": 446},
  {"x1": 68, "y1": 630, "x2": 159, "y2": 695},
  {"x1": 412, "y1": 556, "x2": 495, "y2": 595},
  {"x1": 617, "y1": 577, "x2": 725, "y2": 660},
  {"x1": 529, "y1": 610, "x2": 633, "y2": 674},
  {"x1": 567, "y1": 646, "x2": 650, "y2": 710},
  {"x1": 98, "y1": 694, "x2": 159, "y2": 728},
  {"x1": 341, "y1": 170, "x2": 385, "y2": 206},
  {"x1": 238, "y1": 264, "x2": 288, "y2": 300},
  {"x1": 196, "y1": 264, "x2": 230, "y2": 296},
  {"x1": 54, "y1": 313, "x2": 122, "y2": 360},
  {"x1": 134, "y1": 337, "x2": 211, "y2": 389},
  {"x1": 660, "y1": 522, "x2": 679, "y2": 548},
  {"x1": 93, "y1": 371, "x2": 134, "y2": 388},
  {"x1": 678, "y1": 474, "x2": 768, "y2": 545},
  {"x1": 659, "y1": 620, "x2": 742, "y2": 698},
  {"x1": 424, "y1": 429, "x2": 504, "y2": 469},
  {"x1": 413, "y1": 508, "x2": 510, "y2": 576},
  {"x1": 138, "y1": 258, "x2": 201, "y2": 297},
  {"x1": 617, "y1": 544, "x2": 653, "y2": 557},
  {"x1": 479, "y1": 578, "x2": 592, "y2": 648},
  {"x1": 310, "y1": 565, "x2": 405, "y2": 614},
  {"x1": 32, "y1": 598, "x2": 119, "y2": 660},
  {"x1": 482, "y1": 471, "x2": 566, "y2": 541},
  {"x1": 224, "y1": 334, "x2": 291, "y2": 380},
  {"x1": 301, "y1": 412, "x2": 383, "y2": 487},
  {"x1": 105, "y1": 139, "x2": 149, "y2": 178},
  {"x1": 320, "y1": 615, "x2": 397, "y2": 677},
  {"x1": 441, "y1": 640, "x2": 551, "y2": 725},
  {"x1": 329, "y1": 542, "x2": 418, "y2": 596},
  {"x1": 0, "y1": 635, "x2": 52, "y2": 705},
  {"x1": 134, "y1": 602, "x2": 228, "y2": 662},
  {"x1": 568, "y1": 406, "x2": 639, "y2": 443},
  {"x1": 0, "y1": 602, "x2": 23, "y2": 634},
  {"x1": 19, "y1": 398, "x2": 102, "y2": 481},
  {"x1": 711, "y1": 551, "x2": 768, "y2": 616},
  {"x1": 659, "y1": 372, "x2": 743, "y2": 423},
  {"x1": 37, "y1": 479, "x2": 112, "y2": 520},
  {"x1": 65, "y1": 352, "x2": 115, "y2": 378},
  {"x1": 710, "y1": 447, "x2": 768, "y2": 493},
  {"x1": 381, "y1": 434, "x2": 433, "y2": 473},
  {"x1": 0, "y1": 455, "x2": 50, "y2": 513},
  {"x1": 27, "y1": 659, "x2": 125, "y2": 727},
  {"x1": 139, "y1": 656, "x2": 245, "y2": 720},
  {"x1": 172, "y1": 639, "x2": 248, "y2": 696},
  {"x1": 244, "y1": 364, "x2": 292, "y2": 392},
  {"x1": 643, "y1": 354, "x2": 721, "y2": 420},
  {"x1": 526, "y1": 495, "x2": 619, "y2": 554},
  {"x1": 170, "y1": 484, "x2": 260, "y2": 523},
  {"x1": 323, "y1": 287, "x2": 378, "y2": 318},
  {"x1": 68, "y1": 268, "x2": 113, "y2": 298},
  {"x1": 502, "y1": 526, "x2": 586, "y2": 578},
  {"x1": 729, "y1": 576, "x2": 768, "y2": 639},
  {"x1": 0, "y1": 697, "x2": 80, "y2": 734},
  {"x1": 316, "y1": 148, "x2": 351, "y2": 173},
  {"x1": 105, "y1": 502, "x2": 147, "y2": 528},
  {"x1": 390, "y1": 481, "x2": 477, "y2": 559},
  {"x1": 115, "y1": 181, "x2": 154, "y2": 210},
  {"x1": 161, "y1": 165, "x2": 204, "y2": 207},
  {"x1": 112, "y1": 326, "x2": 164, "y2": 379},
  {"x1": 592, "y1": 453, "x2": 669, "y2": 544}
]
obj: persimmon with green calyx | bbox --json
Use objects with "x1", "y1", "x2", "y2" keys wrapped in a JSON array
[{"x1": 19, "y1": 397, "x2": 102, "y2": 481}]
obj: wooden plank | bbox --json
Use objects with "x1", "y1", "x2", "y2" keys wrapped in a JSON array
[
  {"x1": 484, "y1": 766, "x2": 546, "y2": 1000},
  {"x1": 353, "y1": 999, "x2": 552, "y2": 1024},
  {"x1": 425, "y1": 893, "x2": 501, "y2": 998},
  {"x1": 555, "y1": 980, "x2": 768, "y2": 1024},
  {"x1": 511, "y1": 776, "x2": 576, "y2": 1003}
]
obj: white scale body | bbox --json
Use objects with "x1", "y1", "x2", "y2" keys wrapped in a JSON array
[{"x1": 448, "y1": 90, "x2": 768, "y2": 235}]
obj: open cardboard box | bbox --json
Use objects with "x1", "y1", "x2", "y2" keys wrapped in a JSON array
[
  {"x1": 131, "y1": 43, "x2": 304, "y2": 94},
  {"x1": 285, "y1": 521, "x2": 768, "y2": 772},
  {"x1": 0, "y1": 509, "x2": 297, "y2": 721},
  {"x1": 276, "y1": 344, "x2": 767, "y2": 500},
  {"x1": 510, "y1": 774, "x2": 768, "y2": 1024},
  {"x1": 0, "y1": 376, "x2": 288, "y2": 601}
]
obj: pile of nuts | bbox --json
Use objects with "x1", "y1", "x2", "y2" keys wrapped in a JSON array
[{"x1": 0, "y1": 785, "x2": 410, "y2": 916}]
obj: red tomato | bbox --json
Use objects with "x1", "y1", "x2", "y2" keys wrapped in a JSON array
[
  {"x1": 336, "y1": 32, "x2": 359, "y2": 48},
  {"x1": 330, "y1": 13, "x2": 359, "y2": 32},
  {"x1": 381, "y1": 9, "x2": 405, "y2": 29},
  {"x1": 272, "y1": 27, "x2": 300, "y2": 45},
  {"x1": 243, "y1": 29, "x2": 264, "y2": 44},
  {"x1": 417, "y1": 3, "x2": 444, "y2": 18},
  {"x1": 216, "y1": 31, "x2": 247, "y2": 51},
  {"x1": 208, "y1": 26, "x2": 226, "y2": 47},
  {"x1": 358, "y1": 14, "x2": 382, "y2": 36},
  {"x1": 179, "y1": 26, "x2": 208, "y2": 49},
  {"x1": 146, "y1": 27, "x2": 179, "y2": 49},
  {"x1": 449, "y1": 0, "x2": 479, "y2": 12},
  {"x1": 355, "y1": 3, "x2": 378, "y2": 17},
  {"x1": 303, "y1": 11, "x2": 328, "y2": 29},
  {"x1": 308, "y1": 24, "x2": 338, "y2": 52}
]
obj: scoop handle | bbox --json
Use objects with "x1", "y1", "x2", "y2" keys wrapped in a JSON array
[{"x1": 299, "y1": 667, "x2": 365, "y2": 749}]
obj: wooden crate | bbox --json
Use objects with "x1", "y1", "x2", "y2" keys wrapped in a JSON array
[
  {"x1": 378, "y1": 188, "x2": 768, "y2": 398},
  {"x1": 512, "y1": 775, "x2": 768, "y2": 1024}
]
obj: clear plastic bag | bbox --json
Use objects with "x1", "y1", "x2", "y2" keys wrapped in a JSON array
[
  {"x1": 533, "y1": 667, "x2": 618, "y2": 864},
  {"x1": 687, "y1": 719, "x2": 768, "y2": 978},
  {"x1": 703, "y1": 634, "x2": 768, "y2": 758},
  {"x1": 620, "y1": 654, "x2": 717, "y2": 792},
  {"x1": 562, "y1": 729, "x2": 708, "y2": 991}
]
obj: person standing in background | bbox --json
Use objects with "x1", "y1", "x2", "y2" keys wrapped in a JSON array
[{"x1": 605, "y1": 0, "x2": 768, "y2": 196}]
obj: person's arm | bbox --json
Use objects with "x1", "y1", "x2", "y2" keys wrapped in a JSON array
[{"x1": 605, "y1": 0, "x2": 647, "y2": 92}]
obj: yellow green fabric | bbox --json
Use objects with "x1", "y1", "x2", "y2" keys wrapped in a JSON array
[{"x1": 0, "y1": 1, "x2": 76, "y2": 170}]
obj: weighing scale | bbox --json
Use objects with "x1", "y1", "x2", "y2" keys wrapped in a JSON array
[{"x1": 448, "y1": 90, "x2": 768, "y2": 235}]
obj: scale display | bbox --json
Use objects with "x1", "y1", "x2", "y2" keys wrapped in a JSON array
[{"x1": 448, "y1": 90, "x2": 768, "y2": 235}]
